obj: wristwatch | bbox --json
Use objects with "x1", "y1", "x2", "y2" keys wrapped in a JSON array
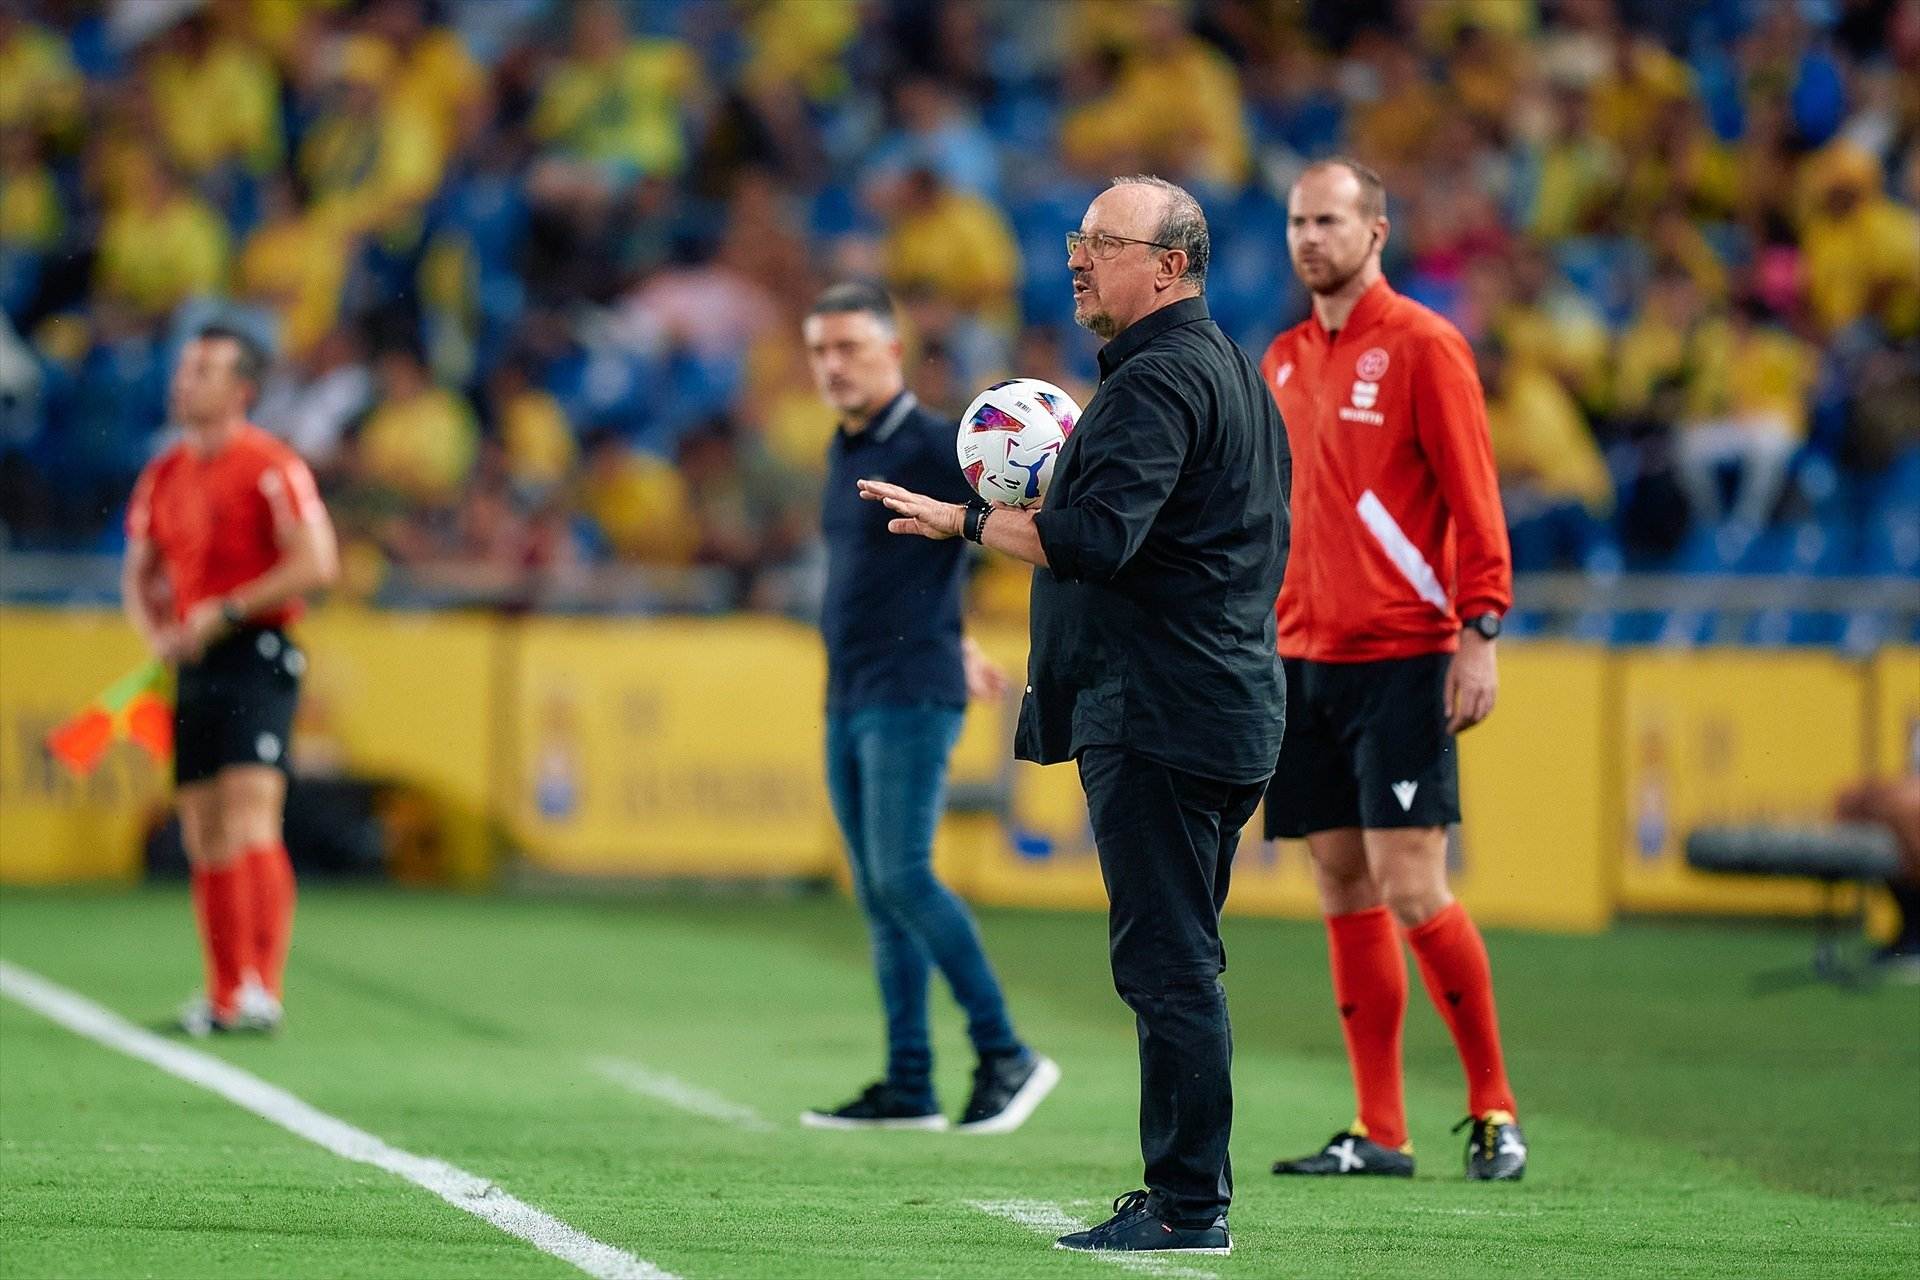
[
  {"x1": 219, "y1": 598, "x2": 247, "y2": 629},
  {"x1": 1462, "y1": 611, "x2": 1502, "y2": 640},
  {"x1": 963, "y1": 499, "x2": 993, "y2": 544}
]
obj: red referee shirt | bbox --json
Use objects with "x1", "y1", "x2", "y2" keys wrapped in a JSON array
[
  {"x1": 126, "y1": 424, "x2": 327, "y2": 629},
  {"x1": 1261, "y1": 279, "x2": 1511, "y2": 663}
]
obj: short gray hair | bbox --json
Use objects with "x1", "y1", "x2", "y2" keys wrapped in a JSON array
[{"x1": 1111, "y1": 174, "x2": 1209, "y2": 288}]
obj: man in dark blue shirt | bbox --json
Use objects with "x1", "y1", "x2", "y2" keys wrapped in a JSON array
[
  {"x1": 862, "y1": 178, "x2": 1289, "y2": 1256},
  {"x1": 800, "y1": 282, "x2": 1058, "y2": 1135}
]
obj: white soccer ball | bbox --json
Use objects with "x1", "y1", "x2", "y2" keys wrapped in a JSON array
[{"x1": 955, "y1": 378, "x2": 1082, "y2": 508}]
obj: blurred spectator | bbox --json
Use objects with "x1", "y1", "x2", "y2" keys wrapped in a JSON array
[
  {"x1": 236, "y1": 179, "x2": 351, "y2": 360},
  {"x1": 363, "y1": 0, "x2": 485, "y2": 162},
  {"x1": 531, "y1": 0, "x2": 698, "y2": 192},
  {"x1": 0, "y1": 125, "x2": 62, "y2": 318},
  {"x1": 1675, "y1": 297, "x2": 1819, "y2": 530},
  {"x1": 355, "y1": 344, "x2": 477, "y2": 504},
  {"x1": 864, "y1": 76, "x2": 1000, "y2": 198},
  {"x1": 298, "y1": 33, "x2": 443, "y2": 244},
  {"x1": 1059, "y1": 1, "x2": 1250, "y2": 188},
  {"x1": 146, "y1": 10, "x2": 281, "y2": 182},
  {"x1": 94, "y1": 158, "x2": 230, "y2": 323},
  {"x1": 1479, "y1": 334, "x2": 1613, "y2": 571},
  {"x1": 579, "y1": 430, "x2": 699, "y2": 565},
  {"x1": 1798, "y1": 141, "x2": 1920, "y2": 339},
  {"x1": 253, "y1": 326, "x2": 373, "y2": 470},
  {"x1": 881, "y1": 168, "x2": 1019, "y2": 331},
  {"x1": 487, "y1": 356, "x2": 575, "y2": 499},
  {"x1": 0, "y1": 7, "x2": 84, "y2": 146}
]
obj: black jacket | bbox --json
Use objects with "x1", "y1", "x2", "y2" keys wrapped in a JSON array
[{"x1": 1016, "y1": 295, "x2": 1291, "y2": 784}]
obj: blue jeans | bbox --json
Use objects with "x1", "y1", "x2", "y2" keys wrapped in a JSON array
[{"x1": 825, "y1": 704, "x2": 1024, "y2": 1103}]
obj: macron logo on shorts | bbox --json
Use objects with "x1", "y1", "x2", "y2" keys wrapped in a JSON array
[{"x1": 1391, "y1": 780, "x2": 1418, "y2": 812}]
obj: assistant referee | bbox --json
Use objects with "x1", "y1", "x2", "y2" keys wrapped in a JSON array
[
  {"x1": 123, "y1": 326, "x2": 338, "y2": 1036},
  {"x1": 861, "y1": 175, "x2": 1289, "y2": 1258}
]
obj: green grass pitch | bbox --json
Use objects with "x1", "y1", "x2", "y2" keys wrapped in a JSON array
[{"x1": 1, "y1": 886, "x2": 1914, "y2": 1278}]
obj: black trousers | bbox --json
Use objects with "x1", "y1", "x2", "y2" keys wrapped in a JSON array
[{"x1": 1077, "y1": 746, "x2": 1268, "y2": 1227}]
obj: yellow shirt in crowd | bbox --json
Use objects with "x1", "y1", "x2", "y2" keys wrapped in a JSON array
[
  {"x1": 583, "y1": 450, "x2": 701, "y2": 564},
  {"x1": 501, "y1": 389, "x2": 577, "y2": 492},
  {"x1": 238, "y1": 208, "x2": 351, "y2": 359},
  {"x1": 0, "y1": 23, "x2": 82, "y2": 140},
  {"x1": 1487, "y1": 361, "x2": 1613, "y2": 514},
  {"x1": 95, "y1": 193, "x2": 231, "y2": 318},
  {"x1": 533, "y1": 39, "x2": 698, "y2": 177},
  {"x1": 0, "y1": 160, "x2": 61, "y2": 251},
  {"x1": 358, "y1": 386, "x2": 479, "y2": 504},
  {"x1": 150, "y1": 37, "x2": 282, "y2": 175},
  {"x1": 1802, "y1": 196, "x2": 1920, "y2": 338},
  {"x1": 884, "y1": 190, "x2": 1020, "y2": 318}
]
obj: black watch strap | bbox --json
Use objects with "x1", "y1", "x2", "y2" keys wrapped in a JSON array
[
  {"x1": 219, "y1": 598, "x2": 247, "y2": 628},
  {"x1": 963, "y1": 500, "x2": 992, "y2": 544},
  {"x1": 1463, "y1": 611, "x2": 1502, "y2": 640}
]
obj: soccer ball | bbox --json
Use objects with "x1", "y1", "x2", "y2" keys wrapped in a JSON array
[{"x1": 955, "y1": 379, "x2": 1082, "y2": 507}]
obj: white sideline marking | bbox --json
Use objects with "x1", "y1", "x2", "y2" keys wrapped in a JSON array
[
  {"x1": 589, "y1": 1057, "x2": 773, "y2": 1132},
  {"x1": 0, "y1": 960, "x2": 674, "y2": 1280},
  {"x1": 967, "y1": 1200, "x2": 1219, "y2": 1279}
]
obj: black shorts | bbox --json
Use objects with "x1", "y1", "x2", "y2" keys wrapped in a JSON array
[
  {"x1": 174, "y1": 627, "x2": 304, "y2": 787},
  {"x1": 1263, "y1": 652, "x2": 1460, "y2": 839}
]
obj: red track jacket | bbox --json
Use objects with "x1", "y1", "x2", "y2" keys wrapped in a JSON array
[{"x1": 1260, "y1": 279, "x2": 1511, "y2": 663}]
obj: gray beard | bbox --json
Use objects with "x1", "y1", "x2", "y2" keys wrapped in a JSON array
[{"x1": 1076, "y1": 309, "x2": 1118, "y2": 340}]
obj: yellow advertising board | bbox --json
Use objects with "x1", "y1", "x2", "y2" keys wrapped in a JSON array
[
  {"x1": 1614, "y1": 649, "x2": 1868, "y2": 914},
  {"x1": 0, "y1": 610, "x2": 166, "y2": 882},
  {"x1": 955, "y1": 638, "x2": 1614, "y2": 933},
  {"x1": 503, "y1": 616, "x2": 837, "y2": 877},
  {"x1": 1868, "y1": 647, "x2": 1919, "y2": 776},
  {"x1": 294, "y1": 610, "x2": 499, "y2": 884}
]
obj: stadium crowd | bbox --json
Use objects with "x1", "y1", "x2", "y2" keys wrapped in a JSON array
[{"x1": 1, "y1": 0, "x2": 1916, "y2": 610}]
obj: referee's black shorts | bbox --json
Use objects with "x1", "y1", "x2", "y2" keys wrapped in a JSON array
[
  {"x1": 1263, "y1": 651, "x2": 1460, "y2": 839},
  {"x1": 174, "y1": 627, "x2": 304, "y2": 787}
]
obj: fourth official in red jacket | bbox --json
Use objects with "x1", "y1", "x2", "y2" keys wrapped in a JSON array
[{"x1": 1260, "y1": 158, "x2": 1527, "y2": 1182}]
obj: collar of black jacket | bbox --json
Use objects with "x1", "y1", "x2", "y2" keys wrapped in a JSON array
[{"x1": 1097, "y1": 294, "x2": 1210, "y2": 379}]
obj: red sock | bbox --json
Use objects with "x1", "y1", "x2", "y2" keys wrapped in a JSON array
[
  {"x1": 242, "y1": 843, "x2": 297, "y2": 999},
  {"x1": 1325, "y1": 906, "x2": 1409, "y2": 1148},
  {"x1": 190, "y1": 864, "x2": 257, "y2": 1018},
  {"x1": 1407, "y1": 900, "x2": 1517, "y2": 1118}
]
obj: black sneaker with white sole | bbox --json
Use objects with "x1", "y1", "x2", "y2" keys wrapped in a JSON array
[
  {"x1": 1272, "y1": 1129, "x2": 1415, "y2": 1177},
  {"x1": 1459, "y1": 1111, "x2": 1527, "y2": 1181},
  {"x1": 1054, "y1": 1190, "x2": 1231, "y2": 1256},
  {"x1": 956, "y1": 1052, "x2": 1060, "y2": 1134},
  {"x1": 800, "y1": 1081, "x2": 947, "y2": 1131}
]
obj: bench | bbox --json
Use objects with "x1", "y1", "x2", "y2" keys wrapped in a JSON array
[{"x1": 1684, "y1": 823, "x2": 1900, "y2": 990}]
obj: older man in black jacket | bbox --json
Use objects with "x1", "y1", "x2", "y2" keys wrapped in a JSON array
[{"x1": 860, "y1": 175, "x2": 1290, "y2": 1257}]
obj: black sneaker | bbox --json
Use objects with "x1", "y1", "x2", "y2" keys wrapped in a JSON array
[
  {"x1": 956, "y1": 1052, "x2": 1060, "y2": 1134},
  {"x1": 1273, "y1": 1128, "x2": 1415, "y2": 1176},
  {"x1": 1054, "y1": 1190, "x2": 1231, "y2": 1256},
  {"x1": 1458, "y1": 1111, "x2": 1527, "y2": 1181},
  {"x1": 800, "y1": 1081, "x2": 947, "y2": 1131}
]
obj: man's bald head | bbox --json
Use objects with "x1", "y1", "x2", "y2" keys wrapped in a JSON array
[{"x1": 1069, "y1": 175, "x2": 1210, "y2": 339}]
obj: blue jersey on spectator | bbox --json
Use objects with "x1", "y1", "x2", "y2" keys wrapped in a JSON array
[{"x1": 819, "y1": 392, "x2": 976, "y2": 711}]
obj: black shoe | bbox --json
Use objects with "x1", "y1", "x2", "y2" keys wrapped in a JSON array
[
  {"x1": 1273, "y1": 1128, "x2": 1415, "y2": 1177},
  {"x1": 956, "y1": 1052, "x2": 1060, "y2": 1134},
  {"x1": 1458, "y1": 1111, "x2": 1527, "y2": 1181},
  {"x1": 1054, "y1": 1190, "x2": 1231, "y2": 1256},
  {"x1": 800, "y1": 1081, "x2": 947, "y2": 1130}
]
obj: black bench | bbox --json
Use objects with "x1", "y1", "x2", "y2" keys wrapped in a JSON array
[{"x1": 1684, "y1": 823, "x2": 1900, "y2": 990}]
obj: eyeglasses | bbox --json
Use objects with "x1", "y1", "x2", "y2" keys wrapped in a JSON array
[{"x1": 1066, "y1": 230, "x2": 1175, "y2": 261}]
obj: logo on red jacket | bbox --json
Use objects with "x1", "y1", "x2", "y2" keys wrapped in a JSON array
[{"x1": 1356, "y1": 347, "x2": 1390, "y2": 380}]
